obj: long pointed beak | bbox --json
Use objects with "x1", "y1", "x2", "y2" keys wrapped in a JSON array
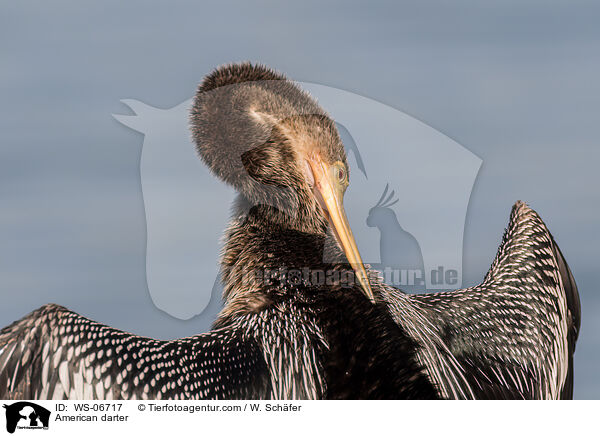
[{"x1": 309, "y1": 159, "x2": 375, "y2": 303}]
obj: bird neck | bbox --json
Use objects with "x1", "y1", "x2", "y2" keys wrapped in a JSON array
[
  {"x1": 214, "y1": 199, "x2": 439, "y2": 399},
  {"x1": 216, "y1": 194, "x2": 348, "y2": 322}
]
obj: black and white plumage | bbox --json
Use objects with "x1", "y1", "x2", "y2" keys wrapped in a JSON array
[
  {"x1": 0, "y1": 63, "x2": 579, "y2": 400},
  {"x1": 0, "y1": 287, "x2": 437, "y2": 400},
  {"x1": 0, "y1": 304, "x2": 270, "y2": 400},
  {"x1": 376, "y1": 201, "x2": 580, "y2": 399}
]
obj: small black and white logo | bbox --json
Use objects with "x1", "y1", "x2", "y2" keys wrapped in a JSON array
[{"x1": 2, "y1": 402, "x2": 50, "y2": 433}]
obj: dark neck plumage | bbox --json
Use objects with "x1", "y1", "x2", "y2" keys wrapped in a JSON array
[
  {"x1": 216, "y1": 194, "x2": 344, "y2": 319},
  {"x1": 215, "y1": 194, "x2": 439, "y2": 399}
]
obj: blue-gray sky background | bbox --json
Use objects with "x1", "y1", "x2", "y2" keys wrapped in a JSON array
[{"x1": 1, "y1": 1, "x2": 598, "y2": 398}]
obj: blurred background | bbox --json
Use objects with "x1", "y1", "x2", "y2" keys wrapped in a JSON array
[{"x1": 1, "y1": 1, "x2": 598, "y2": 398}]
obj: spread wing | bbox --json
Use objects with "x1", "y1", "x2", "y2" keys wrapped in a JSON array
[
  {"x1": 411, "y1": 201, "x2": 580, "y2": 399},
  {"x1": 0, "y1": 304, "x2": 269, "y2": 400}
]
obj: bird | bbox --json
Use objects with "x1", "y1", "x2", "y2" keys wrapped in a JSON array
[
  {"x1": 0, "y1": 63, "x2": 440, "y2": 400},
  {"x1": 0, "y1": 63, "x2": 580, "y2": 400}
]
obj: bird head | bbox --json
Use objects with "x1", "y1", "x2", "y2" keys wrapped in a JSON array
[{"x1": 190, "y1": 62, "x2": 374, "y2": 302}]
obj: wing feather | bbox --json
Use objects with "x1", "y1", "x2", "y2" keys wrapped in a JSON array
[
  {"x1": 0, "y1": 304, "x2": 269, "y2": 400},
  {"x1": 385, "y1": 202, "x2": 580, "y2": 399}
]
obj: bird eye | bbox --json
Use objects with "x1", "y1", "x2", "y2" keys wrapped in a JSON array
[{"x1": 336, "y1": 165, "x2": 347, "y2": 184}]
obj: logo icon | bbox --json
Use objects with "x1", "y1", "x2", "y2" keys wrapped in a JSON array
[
  {"x1": 113, "y1": 82, "x2": 481, "y2": 319},
  {"x1": 3, "y1": 402, "x2": 50, "y2": 433}
]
